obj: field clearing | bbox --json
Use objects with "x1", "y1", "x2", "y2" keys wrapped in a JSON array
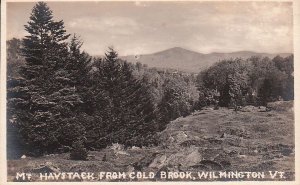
[{"x1": 7, "y1": 102, "x2": 295, "y2": 181}]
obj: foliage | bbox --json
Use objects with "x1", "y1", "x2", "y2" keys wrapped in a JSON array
[
  {"x1": 89, "y1": 48, "x2": 160, "y2": 148},
  {"x1": 7, "y1": 38, "x2": 25, "y2": 78},
  {"x1": 132, "y1": 64, "x2": 200, "y2": 121},
  {"x1": 9, "y1": 2, "x2": 85, "y2": 155},
  {"x1": 158, "y1": 75, "x2": 199, "y2": 123},
  {"x1": 197, "y1": 55, "x2": 294, "y2": 107},
  {"x1": 70, "y1": 140, "x2": 88, "y2": 160}
]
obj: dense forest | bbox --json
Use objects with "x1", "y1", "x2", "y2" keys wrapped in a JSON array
[{"x1": 7, "y1": 2, "x2": 293, "y2": 158}]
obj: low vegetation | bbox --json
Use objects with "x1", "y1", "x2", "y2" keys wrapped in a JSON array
[{"x1": 70, "y1": 140, "x2": 88, "y2": 160}]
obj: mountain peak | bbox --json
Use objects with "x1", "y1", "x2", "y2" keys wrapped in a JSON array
[
  {"x1": 121, "y1": 48, "x2": 291, "y2": 73},
  {"x1": 169, "y1": 46, "x2": 186, "y2": 50},
  {"x1": 154, "y1": 47, "x2": 202, "y2": 55}
]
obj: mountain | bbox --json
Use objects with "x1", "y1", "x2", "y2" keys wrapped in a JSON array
[{"x1": 121, "y1": 47, "x2": 291, "y2": 73}]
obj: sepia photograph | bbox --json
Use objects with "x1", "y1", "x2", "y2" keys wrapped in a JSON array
[{"x1": 1, "y1": 0, "x2": 298, "y2": 183}]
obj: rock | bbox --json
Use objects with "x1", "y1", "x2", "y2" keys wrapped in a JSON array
[
  {"x1": 58, "y1": 145, "x2": 72, "y2": 153},
  {"x1": 131, "y1": 146, "x2": 141, "y2": 150},
  {"x1": 219, "y1": 160, "x2": 231, "y2": 169},
  {"x1": 207, "y1": 137, "x2": 223, "y2": 144},
  {"x1": 240, "y1": 105, "x2": 256, "y2": 112},
  {"x1": 237, "y1": 154, "x2": 247, "y2": 158},
  {"x1": 31, "y1": 162, "x2": 60, "y2": 173},
  {"x1": 198, "y1": 160, "x2": 223, "y2": 170},
  {"x1": 148, "y1": 154, "x2": 168, "y2": 169},
  {"x1": 110, "y1": 143, "x2": 130, "y2": 157},
  {"x1": 110, "y1": 143, "x2": 125, "y2": 151},
  {"x1": 219, "y1": 127, "x2": 250, "y2": 139},
  {"x1": 115, "y1": 150, "x2": 130, "y2": 156},
  {"x1": 21, "y1": 155, "x2": 26, "y2": 159},
  {"x1": 184, "y1": 150, "x2": 202, "y2": 167},
  {"x1": 149, "y1": 147, "x2": 202, "y2": 169},
  {"x1": 133, "y1": 152, "x2": 159, "y2": 170},
  {"x1": 168, "y1": 148, "x2": 202, "y2": 167},
  {"x1": 87, "y1": 154, "x2": 96, "y2": 160},
  {"x1": 258, "y1": 106, "x2": 267, "y2": 112},
  {"x1": 45, "y1": 154, "x2": 57, "y2": 157},
  {"x1": 189, "y1": 164, "x2": 210, "y2": 171},
  {"x1": 175, "y1": 131, "x2": 188, "y2": 141},
  {"x1": 125, "y1": 165, "x2": 135, "y2": 176},
  {"x1": 213, "y1": 153, "x2": 232, "y2": 169},
  {"x1": 180, "y1": 139, "x2": 210, "y2": 147}
]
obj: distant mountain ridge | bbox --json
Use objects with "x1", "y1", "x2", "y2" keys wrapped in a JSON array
[{"x1": 120, "y1": 47, "x2": 291, "y2": 73}]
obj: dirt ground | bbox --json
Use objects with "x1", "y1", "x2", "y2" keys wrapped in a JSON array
[{"x1": 7, "y1": 101, "x2": 295, "y2": 182}]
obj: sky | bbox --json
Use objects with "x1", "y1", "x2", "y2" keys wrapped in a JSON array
[{"x1": 6, "y1": 1, "x2": 293, "y2": 56}]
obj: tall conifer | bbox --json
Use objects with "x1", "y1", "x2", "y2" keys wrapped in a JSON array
[
  {"x1": 91, "y1": 48, "x2": 159, "y2": 147},
  {"x1": 16, "y1": 2, "x2": 83, "y2": 154}
]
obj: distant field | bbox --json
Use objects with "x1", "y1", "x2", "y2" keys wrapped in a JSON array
[{"x1": 8, "y1": 101, "x2": 294, "y2": 181}]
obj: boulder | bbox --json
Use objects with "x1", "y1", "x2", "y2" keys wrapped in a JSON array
[
  {"x1": 149, "y1": 147, "x2": 202, "y2": 169},
  {"x1": 240, "y1": 105, "x2": 256, "y2": 112},
  {"x1": 183, "y1": 149, "x2": 202, "y2": 167},
  {"x1": 31, "y1": 162, "x2": 60, "y2": 173},
  {"x1": 148, "y1": 154, "x2": 168, "y2": 169}
]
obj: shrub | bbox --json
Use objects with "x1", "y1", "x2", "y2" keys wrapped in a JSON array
[{"x1": 70, "y1": 140, "x2": 88, "y2": 160}]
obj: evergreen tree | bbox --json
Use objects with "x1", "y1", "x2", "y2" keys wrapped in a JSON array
[
  {"x1": 14, "y1": 2, "x2": 84, "y2": 154},
  {"x1": 66, "y1": 35, "x2": 92, "y2": 86},
  {"x1": 7, "y1": 77, "x2": 28, "y2": 158},
  {"x1": 22, "y1": 2, "x2": 70, "y2": 81},
  {"x1": 91, "y1": 48, "x2": 159, "y2": 148},
  {"x1": 66, "y1": 35, "x2": 93, "y2": 113}
]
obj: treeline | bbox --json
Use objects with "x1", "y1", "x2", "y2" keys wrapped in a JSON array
[
  {"x1": 197, "y1": 55, "x2": 294, "y2": 108},
  {"x1": 7, "y1": 2, "x2": 199, "y2": 156}
]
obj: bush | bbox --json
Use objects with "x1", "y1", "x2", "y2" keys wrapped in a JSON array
[{"x1": 70, "y1": 140, "x2": 88, "y2": 160}]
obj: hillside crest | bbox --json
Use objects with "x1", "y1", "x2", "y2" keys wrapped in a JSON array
[{"x1": 121, "y1": 47, "x2": 291, "y2": 73}]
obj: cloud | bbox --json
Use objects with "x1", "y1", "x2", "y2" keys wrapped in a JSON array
[
  {"x1": 68, "y1": 16, "x2": 140, "y2": 35},
  {"x1": 179, "y1": 2, "x2": 293, "y2": 54},
  {"x1": 134, "y1": 1, "x2": 147, "y2": 7},
  {"x1": 67, "y1": 2, "x2": 293, "y2": 55},
  {"x1": 7, "y1": 1, "x2": 292, "y2": 55}
]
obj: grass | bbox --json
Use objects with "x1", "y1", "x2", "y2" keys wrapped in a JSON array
[{"x1": 7, "y1": 101, "x2": 294, "y2": 181}]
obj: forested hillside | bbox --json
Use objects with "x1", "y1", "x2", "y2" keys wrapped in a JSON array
[{"x1": 122, "y1": 47, "x2": 291, "y2": 73}]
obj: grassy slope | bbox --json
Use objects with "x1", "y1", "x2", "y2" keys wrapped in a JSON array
[
  {"x1": 159, "y1": 106, "x2": 294, "y2": 175},
  {"x1": 7, "y1": 103, "x2": 294, "y2": 181}
]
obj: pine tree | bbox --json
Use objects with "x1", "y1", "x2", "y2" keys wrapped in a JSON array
[
  {"x1": 15, "y1": 2, "x2": 83, "y2": 154},
  {"x1": 91, "y1": 48, "x2": 159, "y2": 148},
  {"x1": 66, "y1": 35, "x2": 92, "y2": 86},
  {"x1": 66, "y1": 35, "x2": 93, "y2": 113},
  {"x1": 22, "y1": 2, "x2": 70, "y2": 81}
]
